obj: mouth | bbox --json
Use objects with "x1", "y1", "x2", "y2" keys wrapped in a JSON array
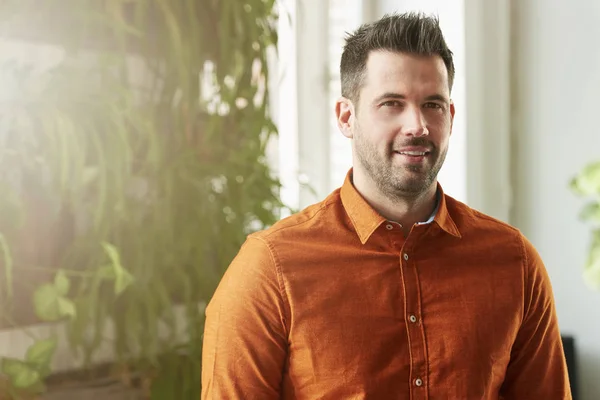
[
  {"x1": 393, "y1": 150, "x2": 431, "y2": 163},
  {"x1": 395, "y1": 150, "x2": 430, "y2": 156}
]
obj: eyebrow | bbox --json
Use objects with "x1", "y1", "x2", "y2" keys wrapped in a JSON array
[{"x1": 373, "y1": 92, "x2": 450, "y2": 105}]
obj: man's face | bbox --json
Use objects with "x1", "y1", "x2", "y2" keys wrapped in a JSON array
[{"x1": 338, "y1": 50, "x2": 454, "y2": 199}]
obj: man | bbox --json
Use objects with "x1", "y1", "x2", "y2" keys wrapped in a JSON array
[{"x1": 201, "y1": 12, "x2": 572, "y2": 399}]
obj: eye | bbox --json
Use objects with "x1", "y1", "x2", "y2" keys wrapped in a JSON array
[
  {"x1": 423, "y1": 102, "x2": 443, "y2": 109},
  {"x1": 381, "y1": 100, "x2": 402, "y2": 107}
]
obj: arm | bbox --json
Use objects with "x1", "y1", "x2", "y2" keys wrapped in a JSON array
[
  {"x1": 201, "y1": 236, "x2": 289, "y2": 400},
  {"x1": 500, "y1": 234, "x2": 572, "y2": 399}
]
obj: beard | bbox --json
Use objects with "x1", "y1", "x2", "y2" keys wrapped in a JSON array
[{"x1": 353, "y1": 127, "x2": 448, "y2": 200}]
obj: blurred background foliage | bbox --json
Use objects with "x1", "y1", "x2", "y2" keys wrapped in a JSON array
[
  {"x1": 0, "y1": 0, "x2": 283, "y2": 398},
  {"x1": 571, "y1": 161, "x2": 600, "y2": 291}
]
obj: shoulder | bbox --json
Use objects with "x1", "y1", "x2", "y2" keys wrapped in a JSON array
[
  {"x1": 250, "y1": 188, "x2": 345, "y2": 243},
  {"x1": 445, "y1": 194, "x2": 522, "y2": 239},
  {"x1": 445, "y1": 194, "x2": 545, "y2": 268},
  {"x1": 443, "y1": 195, "x2": 542, "y2": 264}
]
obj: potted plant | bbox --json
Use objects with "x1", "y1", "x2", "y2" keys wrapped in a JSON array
[
  {"x1": 0, "y1": 0, "x2": 283, "y2": 398},
  {"x1": 570, "y1": 160, "x2": 600, "y2": 290}
]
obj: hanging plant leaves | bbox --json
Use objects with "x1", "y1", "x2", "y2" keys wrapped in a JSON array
[
  {"x1": 33, "y1": 282, "x2": 76, "y2": 322},
  {"x1": 0, "y1": 0, "x2": 282, "y2": 396},
  {"x1": 1, "y1": 358, "x2": 41, "y2": 389},
  {"x1": 53, "y1": 270, "x2": 70, "y2": 296},
  {"x1": 101, "y1": 242, "x2": 134, "y2": 295},
  {"x1": 25, "y1": 336, "x2": 58, "y2": 371}
]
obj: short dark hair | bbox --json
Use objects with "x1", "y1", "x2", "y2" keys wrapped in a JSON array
[{"x1": 340, "y1": 12, "x2": 455, "y2": 102}]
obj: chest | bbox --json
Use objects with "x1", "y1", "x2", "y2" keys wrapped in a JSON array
[{"x1": 282, "y1": 248, "x2": 523, "y2": 399}]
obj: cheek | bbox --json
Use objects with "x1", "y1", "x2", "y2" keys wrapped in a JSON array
[
  {"x1": 428, "y1": 114, "x2": 453, "y2": 138},
  {"x1": 354, "y1": 127, "x2": 391, "y2": 157},
  {"x1": 434, "y1": 129, "x2": 452, "y2": 155},
  {"x1": 425, "y1": 109, "x2": 451, "y2": 125},
  {"x1": 356, "y1": 113, "x2": 388, "y2": 142},
  {"x1": 365, "y1": 114, "x2": 400, "y2": 143}
]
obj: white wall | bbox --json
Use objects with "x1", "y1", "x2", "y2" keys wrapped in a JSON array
[{"x1": 512, "y1": 0, "x2": 600, "y2": 398}]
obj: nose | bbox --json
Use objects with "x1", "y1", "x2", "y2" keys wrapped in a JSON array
[{"x1": 401, "y1": 106, "x2": 429, "y2": 137}]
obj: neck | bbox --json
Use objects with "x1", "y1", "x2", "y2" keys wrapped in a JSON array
[{"x1": 352, "y1": 170, "x2": 438, "y2": 235}]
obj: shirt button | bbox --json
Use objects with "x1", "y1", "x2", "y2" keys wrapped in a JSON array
[
  {"x1": 415, "y1": 378, "x2": 423, "y2": 387},
  {"x1": 403, "y1": 253, "x2": 409, "y2": 261},
  {"x1": 386, "y1": 224, "x2": 394, "y2": 230},
  {"x1": 409, "y1": 314, "x2": 418, "y2": 323}
]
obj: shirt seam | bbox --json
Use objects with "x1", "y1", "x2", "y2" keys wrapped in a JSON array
[
  {"x1": 251, "y1": 235, "x2": 292, "y2": 339},
  {"x1": 259, "y1": 196, "x2": 339, "y2": 240},
  {"x1": 517, "y1": 231, "x2": 529, "y2": 324},
  {"x1": 470, "y1": 209, "x2": 521, "y2": 234}
]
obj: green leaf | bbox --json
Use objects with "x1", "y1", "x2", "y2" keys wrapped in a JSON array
[
  {"x1": 102, "y1": 242, "x2": 121, "y2": 267},
  {"x1": 25, "y1": 336, "x2": 58, "y2": 368},
  {"x1": 34, "y1": 284, "x2": 60, "y2": 321},
  {"x1": 58, "y1": 297, "x2": 77, "y2": 318},
  {"x1": 579, "y1": 201, "x2": 600, "y2": 223},
  {"x1": 101, "y1": 242, "x2": 134, "y2": 295},
  {"x1": 571, "y1": 161, "x2": 600, "y2": 196},
  {"x1": 115, "y1": 269, "x2": 134, "y2": 296},
  {"x1": 33, "y1": 283, "x2": 77, "y2": 321},
  {"x1": 1, "y1": 358, "x2": 41, "y2": 389},
  {"x1": 1, "y1": 358, "x2": 26, "y2": 377},
  {"x1": 97, "y1": 264, "x2": 117, "y2": 280},
  {"x1": 54, "y1": 270, "x2": 70, "y2": 296}
]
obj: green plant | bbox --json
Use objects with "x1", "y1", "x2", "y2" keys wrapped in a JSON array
[
  {"x1": 0, "y1": 336, "x2": 57, "y2": 397},
  {"x1": 0, "y1": 0, "x2": 282, "y2": 397},
  {"x1": 570, "y1": 160, "x2": 600, "y2": 290}
]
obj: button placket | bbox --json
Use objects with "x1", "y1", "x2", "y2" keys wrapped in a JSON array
[{"x1": 399, "y1": 246, "x2": 428, "y2": 398}]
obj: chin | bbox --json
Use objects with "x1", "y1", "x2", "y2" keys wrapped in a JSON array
[{"x1": 389, "y1": 176, "x2": 435, "y2": 195}]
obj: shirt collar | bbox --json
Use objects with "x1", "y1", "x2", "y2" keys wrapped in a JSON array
[{"x1": 340, "y1": 169, "x2": 461, "y2": 244}]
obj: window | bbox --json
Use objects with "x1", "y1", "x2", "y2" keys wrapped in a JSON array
[
  {"x1": 328, "y1": 0, "x2": 363, "y2": 190},
  {"x1": 274, "y1": 0, "x2": 364, "y2": 210}
]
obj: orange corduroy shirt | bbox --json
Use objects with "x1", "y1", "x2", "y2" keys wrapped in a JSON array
[{"x1": 201, "y1": 171, "x2": 572, "y2": 400}]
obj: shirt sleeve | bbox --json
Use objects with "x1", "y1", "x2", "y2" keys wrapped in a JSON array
[
  {"x1": 499, "y1": 234, "x2": 572, "y2": 399},
  {"x1": 201, "y1": 235, "x2": 289, "y2": 400}
]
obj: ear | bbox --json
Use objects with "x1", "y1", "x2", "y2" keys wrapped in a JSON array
[
  {"x1": 335, "y1": 97, "x2": 354, "y2": 139},
  {"x1": 449, "y1": 100, "x2": 456, "y2": 134}
]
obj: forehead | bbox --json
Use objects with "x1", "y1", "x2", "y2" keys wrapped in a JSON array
[{"x1": 361, "y1": 50, "x2": 449, "y2": 99}]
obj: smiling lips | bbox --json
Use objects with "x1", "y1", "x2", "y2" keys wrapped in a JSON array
[
  {"x1": 393, "y1": 147, "x2": 431, "y2": 163},
  {"x1": 398, "y1": 150, "x2": 428, "y2": 156}
]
